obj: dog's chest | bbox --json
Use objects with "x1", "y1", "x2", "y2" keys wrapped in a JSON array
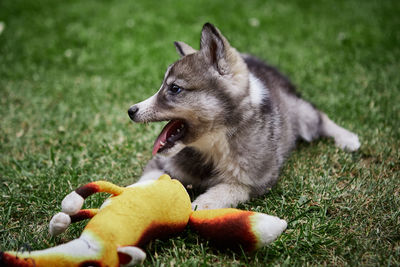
[{"x1": 192, "y1": 129, "x2": 253, "y2": 185}]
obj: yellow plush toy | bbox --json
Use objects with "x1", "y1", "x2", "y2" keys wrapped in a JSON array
[{"x1": 0, "y1": 175, "x2": 287, "y2": 266}]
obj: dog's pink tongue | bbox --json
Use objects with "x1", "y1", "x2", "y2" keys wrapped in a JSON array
[{"x1": 152, "y1": 120, "x2": 179, "y2": 156}]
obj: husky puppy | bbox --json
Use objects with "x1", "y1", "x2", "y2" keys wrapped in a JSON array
[{"x1": 128, "y1": 23, "x2": 360, "y2": 210}]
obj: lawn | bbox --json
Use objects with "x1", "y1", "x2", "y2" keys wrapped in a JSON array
[{"x1": 0, "y1": 0, "x2": 399, "y2": 265}]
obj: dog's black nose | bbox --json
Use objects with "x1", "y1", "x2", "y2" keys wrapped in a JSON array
[{"x1": 128, "y1": 106, "x2": 139, "y2": 120}]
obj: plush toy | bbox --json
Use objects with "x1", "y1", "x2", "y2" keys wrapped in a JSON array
[{"x1": 0, "y1": 175, "x2": 287, "y2": 266}]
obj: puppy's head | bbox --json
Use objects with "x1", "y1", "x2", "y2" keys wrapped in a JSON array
[{"x1": 128, "y1": 23, "x2": 249, "y2": 156}]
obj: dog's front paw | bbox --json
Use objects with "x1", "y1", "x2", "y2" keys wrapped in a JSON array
[
  {"x1": 335, "y1": 131, "x2": 360, "y2": 151},
  {"x1": 192, "y1": 201, "x2": 209, "y2": 211},
  {"x1": 192, "y1": 197, "x2": 221, "y2": 210},
  {"x1": 49, "y1": 212, "x2": 71, "y2": 236}
]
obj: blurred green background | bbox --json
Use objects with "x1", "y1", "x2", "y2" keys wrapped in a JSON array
[{"x1": 0, "y1": 0, "x2": 399, "y2": 265}]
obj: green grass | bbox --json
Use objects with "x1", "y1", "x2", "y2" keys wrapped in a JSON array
[{"x1": 0, "y1": 0, "x2": 399, "y2": 265}]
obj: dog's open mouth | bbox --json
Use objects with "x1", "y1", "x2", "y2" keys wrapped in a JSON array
[{"x1": 152, "y1": 120, "x2": 187, "y2": 155}]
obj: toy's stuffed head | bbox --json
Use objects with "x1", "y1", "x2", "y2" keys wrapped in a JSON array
[{"x1": 0, "y1": 175, "x2": 287, "y2": 266}]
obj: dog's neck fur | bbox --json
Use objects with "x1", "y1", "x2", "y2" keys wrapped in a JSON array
[
  {"x1": 189, "y1": 73, "x2": 265, "y2": 186},
  {"x1": 191, "y1": 127, "x2": 248, "y2": 183}
]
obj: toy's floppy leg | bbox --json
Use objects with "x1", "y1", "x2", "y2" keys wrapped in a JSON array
[
  {"x1": 189, "y1": 209, "x2": 287, "y2": 251},
  {"x1": 117, "y1": 246, "x2": 146, "y2": 266},
  {"x1": 49, "y1": 209, "x2": 99, "y2": 236},
  {"x1": 49, "y1": 181, "x2": 124, "y2": 236},
  {"x1": 62, "y1": 181, "x2": 124, "y2": 215}
]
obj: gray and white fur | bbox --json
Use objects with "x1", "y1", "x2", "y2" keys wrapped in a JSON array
[{"x1": 128, "y1": 23, "x2": 360, "y2": 210}]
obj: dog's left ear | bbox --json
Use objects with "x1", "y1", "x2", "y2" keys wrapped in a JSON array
[
  {"x1": 200, "y1": 23, "x2": 242, "y2": 76},
  {"x1": 174, "y1": 41, "x2": 197, "y2": 57}
]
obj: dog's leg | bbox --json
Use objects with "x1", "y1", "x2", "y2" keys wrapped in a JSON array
[
  {"x1": 319, "y1": 113, "x2": 360, "y2": 151},
  {"x1": 294, "y1": 99, "x2": 360, "y2": 151},
  {"x1": 137, "y1": 157, "x2": 165, "y2": 182},
  {"x1": 192, "y1": 183, "x2": 251, "y2": 210},
  {"x1": 137, "y1": 169, "x2": 165, "y2": 182}
]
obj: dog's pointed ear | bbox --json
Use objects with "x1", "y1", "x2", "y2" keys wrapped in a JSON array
[
  {"x1": 200, "y1": 23, "x2": 232, "y2": 75},
  {"x1": 200, "y1": 23, "x2": 249, "y2": 92},
  {"x1": 174, "y1": 41, "x2": 197, "y2": 57}
]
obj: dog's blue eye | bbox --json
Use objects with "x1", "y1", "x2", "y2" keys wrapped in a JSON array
[{"x1": 169, "y1": 84, "x2": 182, "y2": 95}]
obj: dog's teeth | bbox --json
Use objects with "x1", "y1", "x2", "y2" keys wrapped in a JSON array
[
  {"x1": 160, "y1": 141, "x2": 165, "y2": 146},
  {"x1": 177, "y1": 129, "x2": 181, "y2": 133}
]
